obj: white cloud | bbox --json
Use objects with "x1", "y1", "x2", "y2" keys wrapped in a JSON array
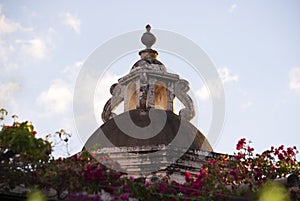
[
  {"x1": 196, "y1": 67, "x2": 238, "y2": 100},
  {"x1": 1, "y1": 35, "x2": 52, "y2": 72},
  {"x1": 36, "y1": 61, "x2": 83, "y2": 117},
  {"x1": 289, "y1": 67, "x2": 300, "y2": 90},
  {"x1": 0, "y1": 82, "x2": 20, "y2": 106},
  {"x1": 198, "y1": 80, "x2": 225, "y2": 100},
  {"x1": 196, "y1": 85, "x2": 210, "y2": 100},
  {"x1": 217, "y1": 67, "x2": 239, "y2": 83},
  {"x1": 63, "y1": 12, "x2": 81, "y2": 34},
  {"x1": 0, "y1": 13, "x2": 22, "y2": 35},
  {"x1": 37, "y1": 79, "x2": 73, "y2": 115},
  {"x1": 0, "y1": 5, "x2": 33, "y2": 35},
  {"x1": 15, "y1": 38, "x2": 47, "y2": 60},
  {"x1": 228, "y1": 4, "x2": 237, "y2": 13},
  {"x1": 62, "y1": 61, "x2": 83, "y2": 80},
  {"x1": 0, "y1": 6, "x2": 49, "y2": 70}
]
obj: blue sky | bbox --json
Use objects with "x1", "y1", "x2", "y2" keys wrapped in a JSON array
[{"x1": 0, "y1": 1, "x2": 300, "y2": 157}]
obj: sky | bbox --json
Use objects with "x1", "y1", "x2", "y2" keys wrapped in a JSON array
[{"x1": 0, "y1": 1, "x2": 300, "y2": 157}]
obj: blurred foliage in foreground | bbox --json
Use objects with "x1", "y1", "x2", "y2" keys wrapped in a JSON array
[{"x1": 0, "y1": 109, "x2": 299, "y2": 200}]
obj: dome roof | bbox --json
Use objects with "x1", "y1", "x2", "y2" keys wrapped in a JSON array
[
  {"x1": 86, "y1": 109, "x2": 213, "y2": 152},
  {"x1": 130, "y1": 58, "x2": 167, "y2": 72}
]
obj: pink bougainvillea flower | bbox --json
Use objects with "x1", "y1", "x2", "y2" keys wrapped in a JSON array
[
  {"x1": 145, "y1": 181, "x2": 150, "y2": 187},
  {"x1": 207, "y1": 159, "x2": 216, "y2": 165},
  {"x1": 120, "y1": 193, "x2": 129, "y2": 200},
  {"x1": 33, "y1": 131, "x2": 37, "y2": 137},
  {"x1": 185, "y1": 171, "x2": 191, "y2": 182},
  {"x1": 247, "y1": 146, "x2": 254, "y2": 153},
  {"x1": 229, "y1": 170, "x2": 238, "y2": 180},
  {"x1": 236, "y1": 138, "x2": 246, "y2": 150},
  {"x1": 287, "y1": 147, "x2": 295, "y2": 156},
  {"x1": 278, "y1": 153, "x2": 284, "y2": 160}
]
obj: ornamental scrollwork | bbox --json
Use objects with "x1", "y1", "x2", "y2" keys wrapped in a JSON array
[
  {"x1": 101, "y1": 83, "x2": 124, "y2": 122},
  {"x1": 174, "y1": 79, "x2": 195, "y2": 121}
]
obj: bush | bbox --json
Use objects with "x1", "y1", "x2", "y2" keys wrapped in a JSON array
[{"x1": 0, "y1": 111, "x2": 299, "y2": 200}]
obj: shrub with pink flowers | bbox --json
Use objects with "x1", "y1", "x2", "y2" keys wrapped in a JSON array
[
  {"x1": 179, "y1": 139, "x2": 299, "y2": 200},
  {"x1": 0, "y1": 110, "x2": 299, "y2": 200}
]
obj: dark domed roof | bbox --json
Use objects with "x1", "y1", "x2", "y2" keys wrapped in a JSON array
[
  {"x1": 85, "y1": 109, "x2": 213, "y2": 152},
  {"x1": 131, "y1": 59, "x2": 167, "y2": 72}
]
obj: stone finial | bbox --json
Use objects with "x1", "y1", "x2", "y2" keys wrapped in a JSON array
[{"x1": 141, "y1": 24, "x2": 156, "y2": 49}]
